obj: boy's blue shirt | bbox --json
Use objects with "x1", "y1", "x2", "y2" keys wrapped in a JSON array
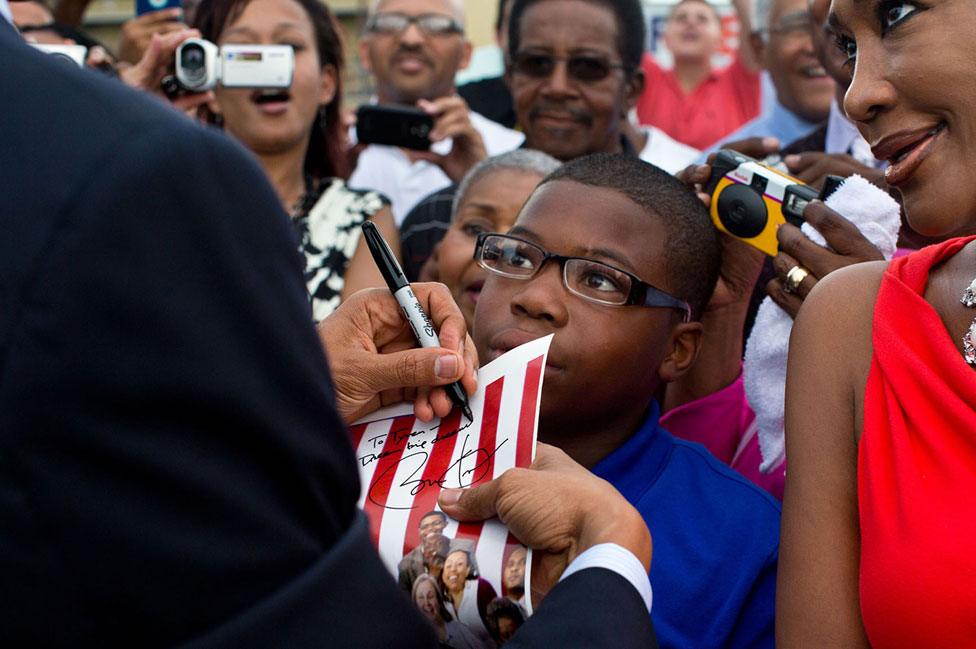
[{"x1": 592, "y1": 401, "x2": 781, "y2": 649}]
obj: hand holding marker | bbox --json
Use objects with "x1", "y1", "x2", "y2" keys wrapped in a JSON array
[{"x1": 361, "y1": 221, "x2": 474, "y2": 422}]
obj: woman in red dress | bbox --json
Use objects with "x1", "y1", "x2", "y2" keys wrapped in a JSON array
[{"x1": 776, "y1": 0, "x2": 976, "y2": 646}]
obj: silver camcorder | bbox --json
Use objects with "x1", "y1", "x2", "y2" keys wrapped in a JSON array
[
  {"x1": 175, "y1": 39, "x2": 294, "y2": 91},
  {"x1": 32, "y1": 43, "x2": 88, "y2": 67}
]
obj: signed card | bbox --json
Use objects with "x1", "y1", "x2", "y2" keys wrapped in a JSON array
[{"x1": 350, "y1": 335, "x2": 552, "y2": 626}]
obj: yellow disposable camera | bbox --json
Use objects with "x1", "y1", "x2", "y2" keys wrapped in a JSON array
[{"x1": 705, "y1": 149, "x2": 835, "y2": 256}]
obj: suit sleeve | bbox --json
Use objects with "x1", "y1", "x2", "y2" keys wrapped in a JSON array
[
  {"x1": 0, "y1": 122, "x2": 435, "y2": 648},
  {"x1": 510, "y1": 568, "x2": 658, "y2": 649}
]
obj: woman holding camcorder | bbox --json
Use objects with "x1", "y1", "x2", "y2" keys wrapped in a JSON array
[{"x1": 191, "y1": 0, "x2": 397, "y2": 321}]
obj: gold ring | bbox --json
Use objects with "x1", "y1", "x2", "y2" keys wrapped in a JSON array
[{"x1": 784, "y1": 265, "x2": 810, "y2": 294}]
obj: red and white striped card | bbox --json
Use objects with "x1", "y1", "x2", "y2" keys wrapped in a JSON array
[{"x1": 350, "y1": 335, "x2": 552, "y2": 604}]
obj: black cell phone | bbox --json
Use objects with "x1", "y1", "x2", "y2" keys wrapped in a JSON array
[{"x1": 356, "y1": 104, "x2": 433, "y2": 151}]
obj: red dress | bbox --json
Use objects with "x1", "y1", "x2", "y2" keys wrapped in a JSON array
[{"x1": 860, "y1": 236, "x2": 976, "y2": 647}]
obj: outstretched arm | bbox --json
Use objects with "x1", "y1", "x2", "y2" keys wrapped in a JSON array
[{"x1": 732, "y1": 0, "x2": 762, "y2": 72}]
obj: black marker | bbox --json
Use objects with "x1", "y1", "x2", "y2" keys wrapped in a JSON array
[{"x1": 361, "y1": 221, "x2": 473, "y2": 422}]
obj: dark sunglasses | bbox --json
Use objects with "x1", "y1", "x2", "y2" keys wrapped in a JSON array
[
  {"x1": 365, "y1": 12, "x2": 464, "y2": 37},
  {"x1": 509, "y1": 51, "x2": 626, "y2": 83}
]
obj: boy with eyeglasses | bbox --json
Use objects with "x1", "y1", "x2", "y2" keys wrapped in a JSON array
[
  {"x1": 350, "y1": 0, "x2": 523, "y2": 223},
  {"x1": 473, "y1": 154, "x2": 779, "y2": 649}
]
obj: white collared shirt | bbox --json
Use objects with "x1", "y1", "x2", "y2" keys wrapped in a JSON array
[
  {"x1": 825, "y1": 96, "x2": 883, "y2": 168},
  {"x1": 638, "y1": 126, "x2": 701, "y2": 175},
  {"x1": 562, "y1": 543, "x2": 653, "y2": 613},
  {"x1": 348, "y1": 109, "x2": 523, "y2": 224},
  {"x1": 0, "y1": 0, "x2": 14, "y2": 26}
]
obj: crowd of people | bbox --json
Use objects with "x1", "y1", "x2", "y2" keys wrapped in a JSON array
[
  {"x1": 4, "y1": 0, "x2": 976, "y2": 646},
  {"x1": 398, "y1": 511, "x2": 529, "y2": 647}
]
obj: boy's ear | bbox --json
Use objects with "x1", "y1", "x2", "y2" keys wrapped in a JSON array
[{"x1": 657, "y1": 321, "x2": 703, "y2": 383}]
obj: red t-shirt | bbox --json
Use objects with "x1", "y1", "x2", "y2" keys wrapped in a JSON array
[{"x1": 636, "y1": 53, "x2": 760, "y2": 150}]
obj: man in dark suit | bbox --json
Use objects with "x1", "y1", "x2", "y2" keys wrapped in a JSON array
[{"x1": 0, "y1": 11, "x2": 656, "y2": 648}]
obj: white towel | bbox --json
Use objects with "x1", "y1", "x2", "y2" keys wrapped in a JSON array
[{"x1": 743, "y1": 175, "x2": 902, "y2": 473}]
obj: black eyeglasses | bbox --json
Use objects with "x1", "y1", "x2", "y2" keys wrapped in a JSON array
[
  {"x1": 365, "y1": 12, "x2": 464, "y2": 37},
  {"x1": 474, "y1": 233, "x2": 691, "y2": 321},
  {"x1": 509, "y1": 51, "x2": 626, "y2": 83}
]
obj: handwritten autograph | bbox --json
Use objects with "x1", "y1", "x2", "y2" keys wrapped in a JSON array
[{"x1": 364, "y1": 430, "x2": 508, "y2": 511}]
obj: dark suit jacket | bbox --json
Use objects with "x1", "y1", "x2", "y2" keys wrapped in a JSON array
[{"x1": 0, "y1": 26, "x2": 655, "y2": 648}]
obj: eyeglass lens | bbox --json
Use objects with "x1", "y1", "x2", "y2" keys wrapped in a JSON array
[
  {"x1": 769, "y1": 12, "x2": 811, "y2": 37},
  {"x1": 512, "y1": 53, "x2": 617, "y2": 82},
  {"x1": 370, "y1": 13, "x2": 461, "y2": 36},
  {"x1": 480, "y1": 236, "x2": 633, "y2": 305}
]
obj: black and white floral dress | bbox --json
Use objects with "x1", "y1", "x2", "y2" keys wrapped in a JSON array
[{"x1": 291, "y1": 177, "x2": 389, "y2": 321}]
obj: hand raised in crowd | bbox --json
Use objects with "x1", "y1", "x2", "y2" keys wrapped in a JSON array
[
  {"x1": 410, "y1": 95, "x2": 488, "y2": 183},
  {"x1": 118, "y1": 29, "x2": 214, "y2": 113},
  {"x1": 768, "y1": 200, "x2": 884, "y2": 318},
  {"x1": 709, "y1": 234, "x2": 766, "y2": 313},
  {"x1": 783, "y1": 152, "x2": 886, "y2": 190},
  {"x1": 317, "y1": 282, "x2": 478, "y2": 425},
  {"x1": 721, "y1": 136, "x2": 782, "y2": 161},
  {"x1": 117, "y1": 8, "x2": 186, "y2": 65},
  {"x1": 439, "y1": 443, "x2": 653, "y2": 605}
]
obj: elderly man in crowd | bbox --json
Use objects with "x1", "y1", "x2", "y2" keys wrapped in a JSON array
[
  {"x1": 506, "y1": 0, "x2": 645, "y2": 163},
  {"x1": 706, "y1": 0, "x2": 835, "y2": 153},
  {"x1": 349, "y1": 0, "x2": 523, "y2": 223},
  {"x1": 776, "y1": 0, "x2": 884, "y2": 185},
  {"x1": 400, "y1": 0, "x2": 698, "y2": 280}
]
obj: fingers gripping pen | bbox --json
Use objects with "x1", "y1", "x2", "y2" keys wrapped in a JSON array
[{"x1": 360, "y1": 221, "x2": 474, "y2": 421}]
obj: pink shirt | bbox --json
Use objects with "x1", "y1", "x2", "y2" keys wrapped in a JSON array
[{"x1": 660, "y1": 373, "x2": 785, "y2": 501}]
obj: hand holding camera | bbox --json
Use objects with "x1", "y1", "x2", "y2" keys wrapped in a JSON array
[
  {"x1": 119, "y1": 7, "x2": 186, "y2": 65},
  {"x1": 676, "y1": 136, "x2": 782, "y2": 209},
  {"x1": 353, "y1": 96, "x2": 487, "y2": 182},
  {"x1": 409, "y1": 96, "x2": 488, "y2": 183},
  {"x1": 766, "y1": 201, "x2": 884, "y2": 318},
  {"x1": 783, "y1": 151, "x2": 887, "y2": 191},
  {"x1": 117, "y1": 29, "x2": 213, "y2": 114}
]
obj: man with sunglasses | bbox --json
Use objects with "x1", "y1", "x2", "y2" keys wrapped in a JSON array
[
  {"x1": 505, "y1": 0, "x2": 644, "y2": 163},
  {"x1": 703, "y1": 0, "x2": 835, "y2": 154},
  {"x1": 350, "y1": 0, "x2": 523, "y2": 223},
  {"x1": 473, "y1": 154, "x2": 780, "y2": 649}
]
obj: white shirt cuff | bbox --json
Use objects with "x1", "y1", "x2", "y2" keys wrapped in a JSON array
[{"x1": 559, "y1": 543, "x2": 653, "y2": 613}]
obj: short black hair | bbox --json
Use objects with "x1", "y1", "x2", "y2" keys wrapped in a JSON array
[
  {"x1": 485, "y1": 597, "x2": 526, "y2": 642},
  {"x1": 420, "y1": 510, "x2": 446, "y2": 523},
  {"x1": 538, "y1": 154, "x2": 720, "y2": 320},
  {"x1": 508, "y1": 0, "x2": 646, "y2": 74}
]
